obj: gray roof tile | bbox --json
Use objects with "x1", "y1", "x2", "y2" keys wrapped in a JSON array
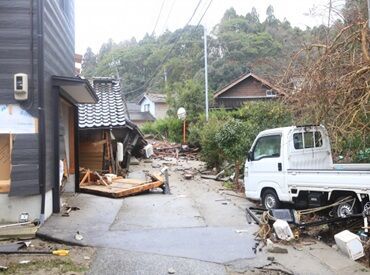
[{"x1": 78, "y1": 79, "x2": 128, "y2": 128}]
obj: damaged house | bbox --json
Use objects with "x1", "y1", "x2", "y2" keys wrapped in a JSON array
[
  {"x1": 78, "y1": 78, "x2": 147, "y2": 181},
  {"x1": 0, "y1": 0, "x2": 99, "y2": 222}
]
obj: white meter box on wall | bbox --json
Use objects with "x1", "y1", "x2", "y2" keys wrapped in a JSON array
[{"x1": 14, "y1": 73, "x2": 28, "y2": 101}]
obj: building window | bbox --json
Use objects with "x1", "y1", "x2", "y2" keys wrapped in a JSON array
[
  {"x1": 266, "y1": 89, "x2": 277, "y2": 97},
  {"x1": 144, "y1": 104, "x2": 150, "y2": 112}
]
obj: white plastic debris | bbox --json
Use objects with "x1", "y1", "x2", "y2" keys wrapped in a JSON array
[
  {"x1": 105, "y1": 173, "x2": 117, "y2": 183},
  {"x1": 74, "y1": 231, "x2": 84, "y2": 241},
  {"x1": 273, "y1": 219, "x2": 294, "y2": 241},
  {"x1": 334, "y1": 230, "x2": 364, "y2": 260},
  {"x1": 144, "y1": 144, "x2": 154, "y2": 158},
  {"x1": 117, "y1": 142, "x2": 124, "y2": 162},
  {"x1": 19, "y1": 260, "x2": 30, "y2": 264}
]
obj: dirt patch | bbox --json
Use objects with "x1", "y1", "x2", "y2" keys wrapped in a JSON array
[{"x1": 0, "y1": 238, "x2": 95, "y2": 274}]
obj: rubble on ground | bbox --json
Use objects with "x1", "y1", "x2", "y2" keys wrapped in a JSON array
[
  {"x1": 247, "y1": 198, "x2": 370, "y2": 266},
  {"x1": 146, "y1": 139, "x2": 199, "y2": 160},
  {"x1": 0, "y1": 238, "x2": 94, "y2": 274}
]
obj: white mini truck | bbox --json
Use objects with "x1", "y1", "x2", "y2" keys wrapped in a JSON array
[{"x1": 244, "y1": 125, "x2": 370, "y2": 217}]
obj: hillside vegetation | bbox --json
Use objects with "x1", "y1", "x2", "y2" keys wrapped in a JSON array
[{"x1": 82, "y1": 2, "x2": 369, "y2": 165}]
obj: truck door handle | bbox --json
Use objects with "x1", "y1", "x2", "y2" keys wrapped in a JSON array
[{"x1": 278, "y1": 163, "x2": 282, "y2": 171}]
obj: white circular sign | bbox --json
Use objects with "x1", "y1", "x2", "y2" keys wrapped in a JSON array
[{"x1": 177, "y1": 107, "x2": 186, "y2": 120}]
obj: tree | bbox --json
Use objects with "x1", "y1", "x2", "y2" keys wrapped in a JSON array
[
  {"x1": 278, "y1": 3, "x2": 370, "y2": 159},
  {"x1": 215, "y1": 119, "x2": 250, "y2": 187},
  {"x1": 166, "y1": 79, "x2": 207, "y2": 122},
  {"x1": 245, "y1": 7, "x2": 261, "y2": 33},
  {"x1": 266, "y1": 5, "x2": 276, "y2": 23},
  {"x1": 87, "y1": 6, "x2": 312, "y2": 101},
  {"x1": 81, "y1": 47, "x2": 97, "y2": 77},
  {"x1": 222, "y1": 7, "x2": 238, "y2": 21},
  {"x1": 98, "y1": 38, "x2": 115, "y2": 59}
]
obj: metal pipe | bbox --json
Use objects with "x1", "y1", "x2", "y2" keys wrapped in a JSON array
[
  {"x1": 246, "y1": 208, "x2": 261, "y2": 225},
  {"x1": 37, "y1": 0, "x2": 46, "y2": 224}
]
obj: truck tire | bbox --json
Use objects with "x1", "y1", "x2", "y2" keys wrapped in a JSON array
[
  {"x1": 262, "y1": 189, "x2": 280, "y2": 210},
  {"x1": 334, "y1": 196, "x2": 357, "y2": 218}
]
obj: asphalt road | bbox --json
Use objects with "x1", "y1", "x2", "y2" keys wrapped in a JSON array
[{"x1": 87, "y1": 158, "x2": 259, "y2": 274}]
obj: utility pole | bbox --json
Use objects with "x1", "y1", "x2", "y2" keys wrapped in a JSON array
[
  {"x1": 164, "y1": 68, "x2": 167, "y2": 87},
  {"x1": 203, "y1": 26, "x2": 209, "y2": 122}
]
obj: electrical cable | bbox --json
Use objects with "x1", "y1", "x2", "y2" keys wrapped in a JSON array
[
  {"x1": 123, "y1": 0, "x2": 203, "y2": 96},
  {"x1": 161, "y1": 0, "x2": 176, "y2": 33},
  {"x1": 151, "y1": 0, "x2": 166, "y2": 36},
  {"x1": 195, "y1": 0, "x2": 213, "y2": 29}
]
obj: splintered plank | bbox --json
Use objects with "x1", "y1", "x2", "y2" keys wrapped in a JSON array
[{"x1": 79, "y1": 180, "x2": 164, "y2": 198}]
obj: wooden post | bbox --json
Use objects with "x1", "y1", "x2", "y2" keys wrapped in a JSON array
[
  {"x1": 183, "y1": 119, "x2": 186, "y2": 144},
  {"x1": 164, "y1": 168, "x2": 170, "y2": 194}
]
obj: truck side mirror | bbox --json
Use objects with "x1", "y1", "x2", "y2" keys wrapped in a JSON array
[{"x1": 247, "y1": 151, "x2": 254, "y2": 161}]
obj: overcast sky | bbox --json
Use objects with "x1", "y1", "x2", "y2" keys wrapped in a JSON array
[{"x1": 75, "y1": 0, "x2": 335, "y2": 54}]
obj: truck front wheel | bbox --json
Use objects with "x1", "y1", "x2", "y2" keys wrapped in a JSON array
[{"x1": 262, "y1": 189, "x2": 280, "y2": 210}]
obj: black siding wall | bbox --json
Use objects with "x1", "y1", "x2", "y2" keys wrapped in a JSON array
[
  {"x1": 0, "y1": 0, "x2": 38, "y2": 114},
  {"x1": 43, "y1": 0, "x2": 75, "y2": 190},
  {"x1": 0, "y1": 1, "x2": 40, "y2": 196},
  {"x1": 0, "y1": 0, "x2": 76, "y2": 196}
]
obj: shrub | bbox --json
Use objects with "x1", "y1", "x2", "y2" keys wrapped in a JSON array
[
  {"x1": 336, "y1": 133, "x2": 370, "y2": 163},
  {"x1": 188, "y1": 101, "x2": 293, "y2": 169},
  {"x1": 193, "y1": 116, "x2": 226, "y2": 169},
  {"x1": 355, "y1": 148, "x2": 370, "y2": 163},
  {"x1": 215, "y1": 119, "x2": 251, "y2": 185},
  {"x1": 141, "y1": 117, "x2": 183, "y2": 143}
]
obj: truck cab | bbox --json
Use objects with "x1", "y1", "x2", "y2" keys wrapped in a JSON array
[{"x1": 244, "y1": 125, "x2": 370, "y2": 216}]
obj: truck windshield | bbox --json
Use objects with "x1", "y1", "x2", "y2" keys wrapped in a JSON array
[{"x1": 253, "y1": 135, "x2": 281, "y2": 160}]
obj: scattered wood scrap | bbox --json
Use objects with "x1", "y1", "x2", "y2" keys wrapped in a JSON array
[
  {"x1": 147, "y1": 139, "x2": 199, "y2": 160},
  {"x1": 80, "y1": 177, "x2": 164, "y2": 198},
  {"x1": 79, "y1": 169, "x2": 165, "y2": 198}
]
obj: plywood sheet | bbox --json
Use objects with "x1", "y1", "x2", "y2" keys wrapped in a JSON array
[
  {"x1": 79, "y1": 142, "x2": 104, "y2": 171},
  {"x1": 80, "y1": 180, "x2": 164, "y2": 198},
  {"x1": 0, "y1": 134, "x2": 10, "y2": 181}
]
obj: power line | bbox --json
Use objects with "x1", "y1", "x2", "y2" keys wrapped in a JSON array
[
  {"x1": 123, "y1": 0, "x2": 203, "y2": 96},
  {"x1": 162, "y1": 0, "x2": 177, "y2": 33},
  {"x1": 152, "y1": 0, "x2": 166, "y2": 36},
  {"x1": 195, "y1": 0, "x2": 213, "y2": 28}
]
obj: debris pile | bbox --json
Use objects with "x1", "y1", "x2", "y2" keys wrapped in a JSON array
[
  {"x1": 247, "y1": 197, "x2": 370, "y2": 264},
  {"x1": 147, "y1": 139, "x2": 199, "y2": 160}
]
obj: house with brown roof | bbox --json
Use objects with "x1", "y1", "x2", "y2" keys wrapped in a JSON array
[
  {"x1": 213, "y1": 72, "x2": 281, "y2": 109},
  {"x1": 138, "y1": 93, "x2": 169, "y2": 119}
]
